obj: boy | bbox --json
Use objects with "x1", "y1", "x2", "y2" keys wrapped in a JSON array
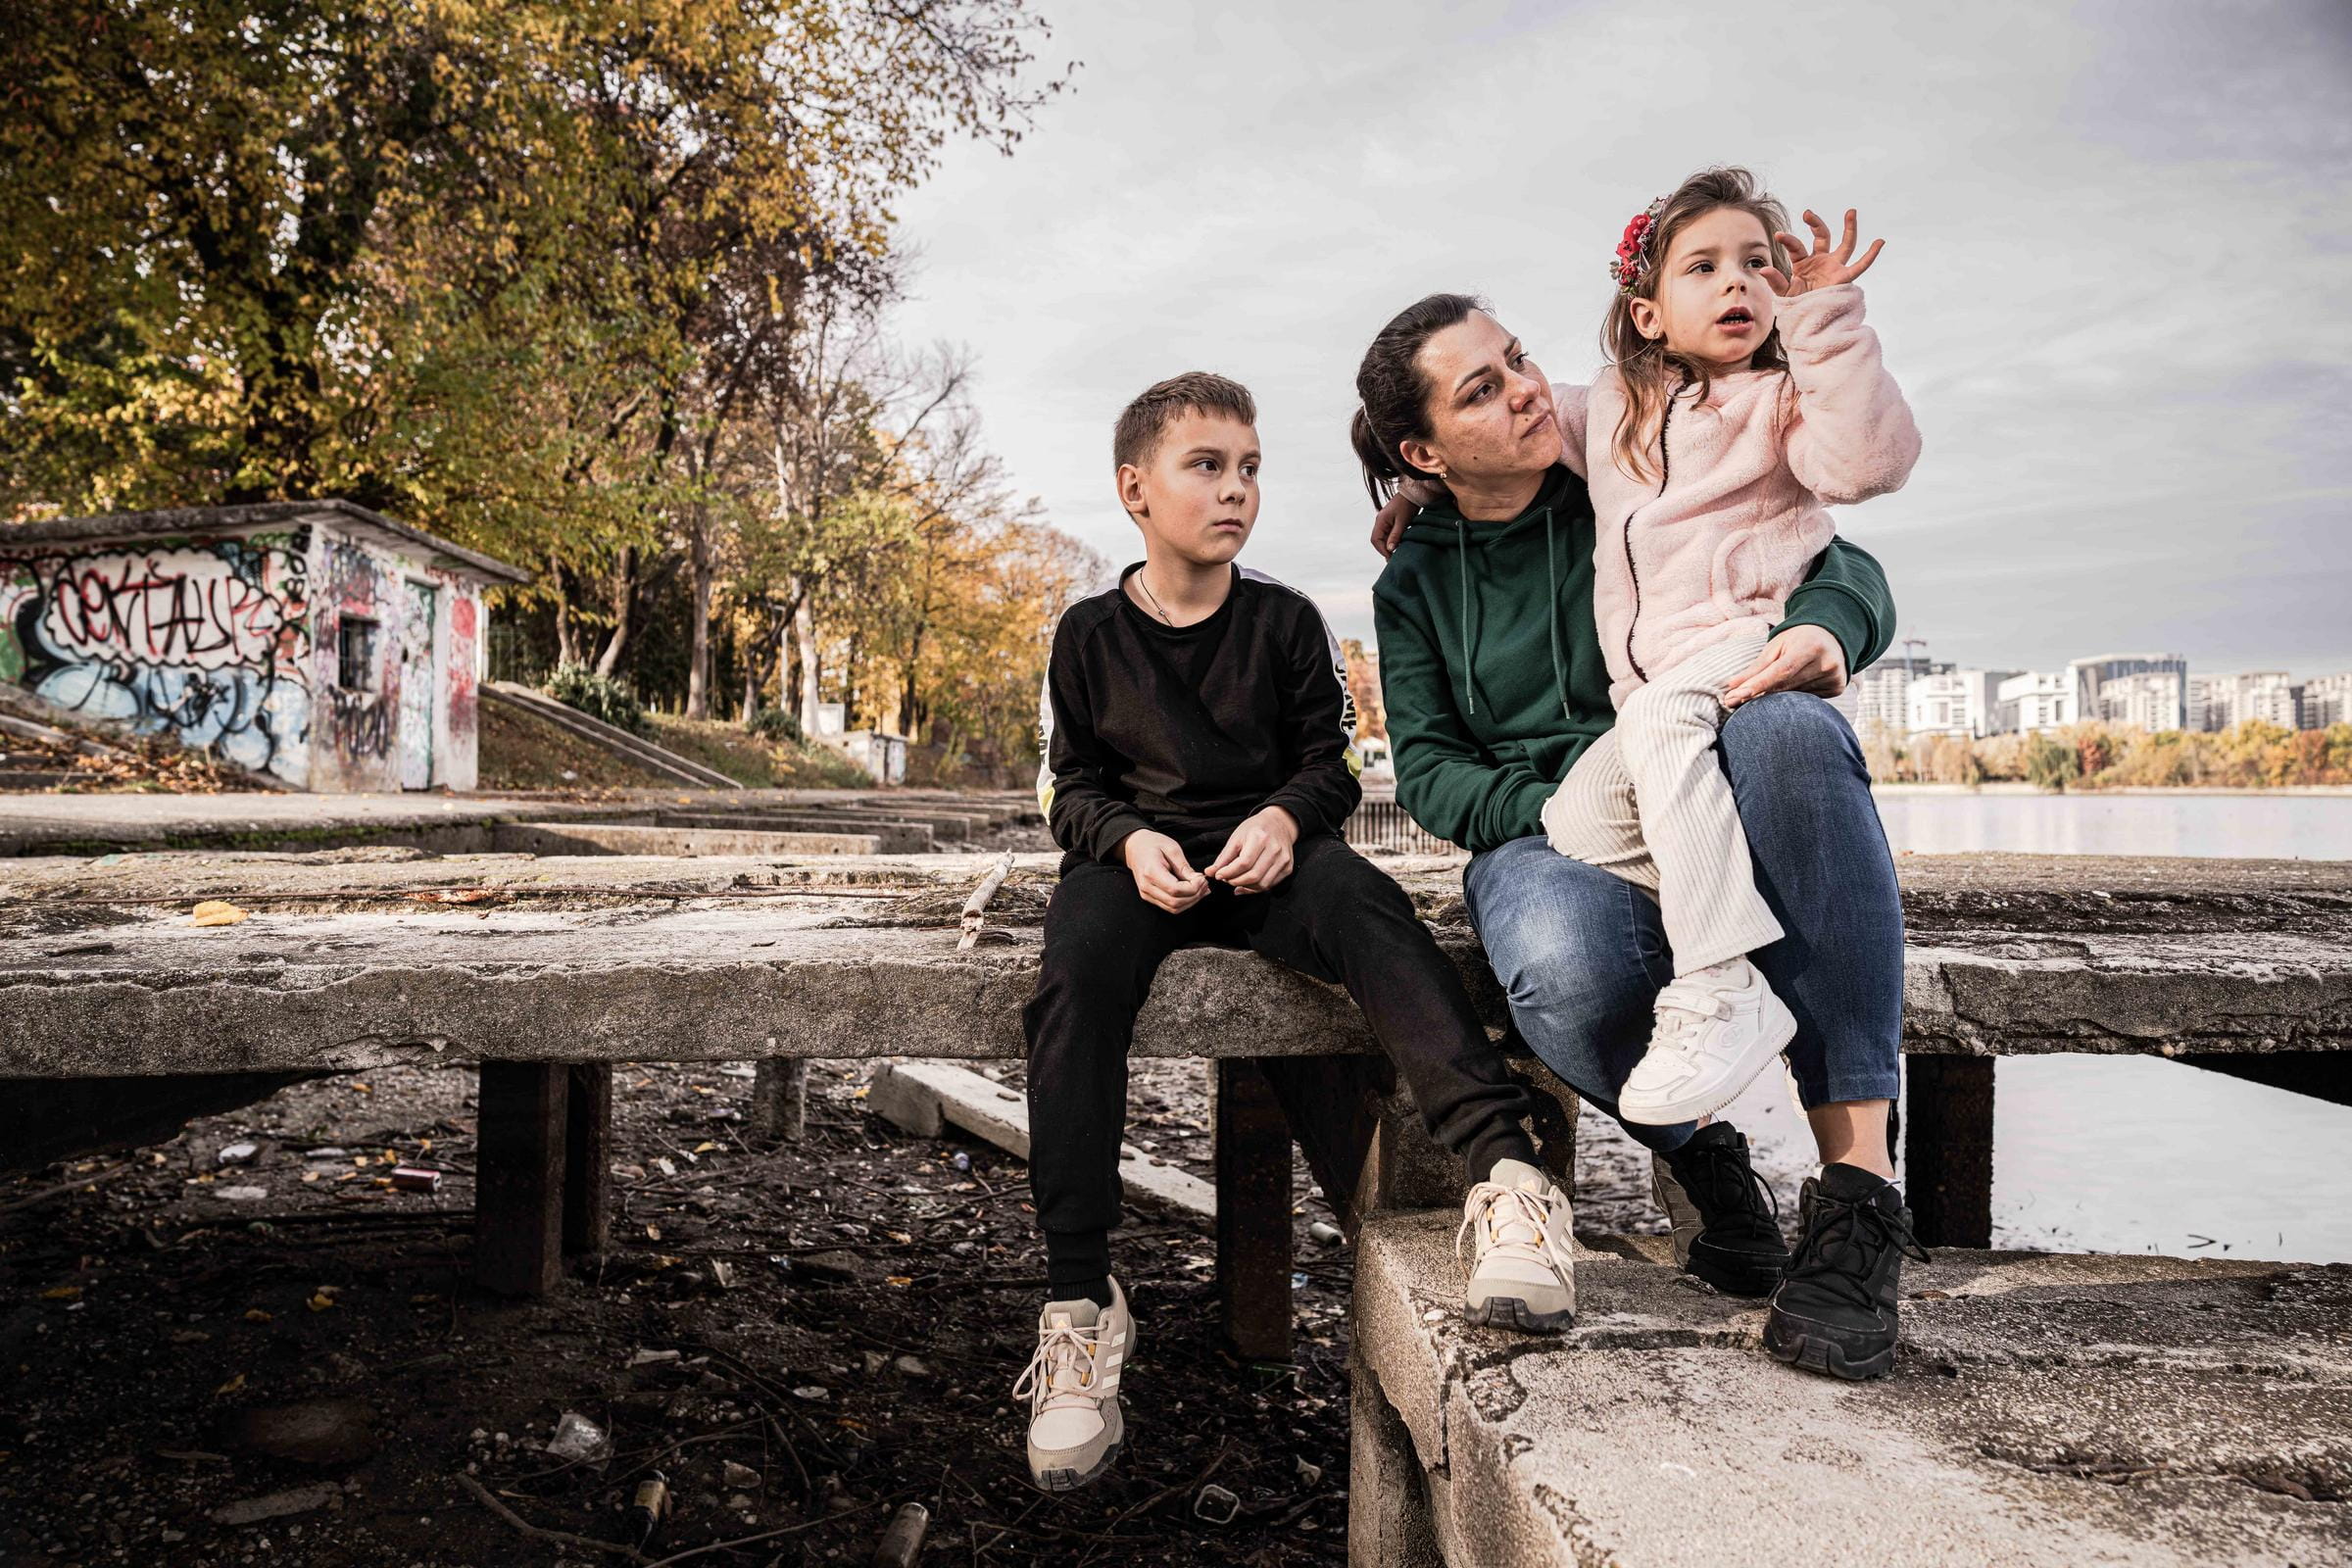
[{"x1": 1014, "y1": 372, "x2": 1575, "y2": 1493}]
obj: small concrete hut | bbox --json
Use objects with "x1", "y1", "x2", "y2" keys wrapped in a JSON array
[{"x1": 0, "y1": 500, "x2": 529, "y2": 791}]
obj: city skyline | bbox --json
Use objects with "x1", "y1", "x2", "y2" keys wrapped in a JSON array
[{"x1": 885, "y1": 0, "x2": 2352, "y2": 676}]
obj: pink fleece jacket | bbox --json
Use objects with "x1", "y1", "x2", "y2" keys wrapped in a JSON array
[{"x1": 1553, "y1": 284, "x2": 1921, "y2": 709}]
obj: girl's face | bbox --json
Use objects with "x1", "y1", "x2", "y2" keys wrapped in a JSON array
[
  {"x1": 1630, "y1": 207, "x2": 1780, "y2": 375},
  {"x1": 1398, "y1": 311, "x2": 1562, "y2": 484}
]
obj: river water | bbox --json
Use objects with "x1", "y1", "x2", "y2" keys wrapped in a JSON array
[{"x1": 1584, "y1": 790, "x2": 2352, "y2": 1264}]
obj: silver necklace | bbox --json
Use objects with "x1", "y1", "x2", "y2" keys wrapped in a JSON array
[{"x1": 1135, "y1": 569, "x2": 1177, "y2": 625}]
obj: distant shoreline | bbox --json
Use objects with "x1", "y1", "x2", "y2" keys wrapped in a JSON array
[{"x1": 1870, "y1": 783, "x2": 2352, "y2": 799}]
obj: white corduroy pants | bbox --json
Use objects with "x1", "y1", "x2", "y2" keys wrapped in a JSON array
[{"x1": 1539, "y1": 626, "x2": 1787, "y2": 976}]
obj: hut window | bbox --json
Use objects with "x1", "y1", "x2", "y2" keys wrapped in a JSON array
[{"x1": 337, "y1": 617, "x2": 380, "y2": 691}]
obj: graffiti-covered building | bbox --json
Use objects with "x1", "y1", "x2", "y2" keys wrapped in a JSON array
[{"x1": 0, "y1": 501, "x2": 528, "y2": 792}]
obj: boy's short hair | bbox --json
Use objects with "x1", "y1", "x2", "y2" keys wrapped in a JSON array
[{"x1": 1112, "y1": 371, "x2": 1257, "y2": 471}]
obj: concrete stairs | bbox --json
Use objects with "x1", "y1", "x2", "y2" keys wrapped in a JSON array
[{"x1": 482, "y1": 681, "x2": 741, "y2": 791}]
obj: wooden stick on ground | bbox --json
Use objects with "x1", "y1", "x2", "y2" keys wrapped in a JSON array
[
  {"x1": 454, "y1": 1472, "x2": 645, "y2": 1562},
  {"x1": 957, "y1": 851, "x2": 1016, "y2": 952}
]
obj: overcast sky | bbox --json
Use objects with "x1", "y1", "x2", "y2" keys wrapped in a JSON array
[{"x1": 887, "y1": 0, "x2": 2352, "y2": 678}]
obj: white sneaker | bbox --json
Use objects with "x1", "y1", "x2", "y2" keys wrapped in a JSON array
[
  {"x1": 1619, "y1": 956, "x2": 1796, "y2": 1125},
  {"x1": 1013, "y1": 1276, "x2": 1132, "y2": 1492},
  {"x1": 1457, "y1": 1158, "x2": 1577, "y2": 1332}
]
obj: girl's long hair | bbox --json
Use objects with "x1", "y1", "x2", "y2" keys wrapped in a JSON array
[{"x1": 1604, "y1": 167, "x2": 1793, "y2": 484}]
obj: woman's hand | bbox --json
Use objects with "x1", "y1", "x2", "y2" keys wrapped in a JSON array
[
  {"x1": 1369, "y1": 479, "x2": 1446, "y2": 559},
  {"x1": 1722, "y1": 624, "x2": 1848, "y2": 707},
  {"x1": 1763, "y1": 209, "x2": 1884, "y2": 297}
]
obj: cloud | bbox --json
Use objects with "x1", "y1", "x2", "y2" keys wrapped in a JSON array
[{"x1": 888, "y1": 0, "x2": 2352, "y2": 678}]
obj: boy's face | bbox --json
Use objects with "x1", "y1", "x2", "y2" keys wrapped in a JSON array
[{"x1": 1116, "y1": 410, "x2": 1260, "y2": 566}]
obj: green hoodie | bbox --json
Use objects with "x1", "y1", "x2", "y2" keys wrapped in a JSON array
[{"x1": 1371, "y1": 464, "x2": 1896, "y2": 854}]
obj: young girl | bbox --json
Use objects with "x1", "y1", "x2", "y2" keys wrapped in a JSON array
[{"x1": 1383, "y1": 166, "x2": 1920, "y2": 1124}]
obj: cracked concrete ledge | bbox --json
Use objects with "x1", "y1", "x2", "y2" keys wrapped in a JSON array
[
  {"x1": 0, "y1": 853, "x2": 2348, "y2": 1076},
  {"x1": 1352, "y1": 1210, "x2": 2352, "y2": 1568}
]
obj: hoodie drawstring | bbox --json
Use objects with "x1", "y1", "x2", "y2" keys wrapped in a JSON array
[
  {"x1": 1454, "y1": 507, "x2": 1573, "y2": 723},
  {"x1": 1455, "y1": 519, "x2": 1475, "y2": 715},
  {"x1": 1542, "y1": 509, "x2": 1571, "y2": 720}
]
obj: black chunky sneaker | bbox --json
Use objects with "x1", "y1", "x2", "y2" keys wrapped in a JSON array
[
  {"x1": 1651, "y1": 1122, "x2": 1790, "y2": 1297},
  {"x1": 1764, "y1": 1163, "x2": 1930, "y2": 1380}
]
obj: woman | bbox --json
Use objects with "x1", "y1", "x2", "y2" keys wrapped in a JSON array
[{"x1": 1355, "y1": 292, "x2": 1923, "y2": 1381}]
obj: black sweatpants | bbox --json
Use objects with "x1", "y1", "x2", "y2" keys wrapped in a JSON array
[{"x1": 1020, "y1": 830, "x2": 1539, "y2": 1273}]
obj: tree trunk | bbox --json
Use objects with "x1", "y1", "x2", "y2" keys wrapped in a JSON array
[
  {"x1": 685, "y1": 515, "x2": 713, "y2": 720},
  {"x1": 841, "y1": 633, "x2": 858, "y2": 729},
  {"x1": 552, "y1": 559, "x2": 579, "y2": 669},
  {"x1": 740, "y1": 628, "x2": 759, "y2": 722},
  {"x1": 793, "y1": 591, "x2": 821, "y2": 735},
  {"x1": 594, "y1": 545, "x2": 637, "y2": 679}
]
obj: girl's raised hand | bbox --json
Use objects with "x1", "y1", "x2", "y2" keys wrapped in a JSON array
[{"x1": 1763, "y1": 208, "x2": 1885, "y2": 297}]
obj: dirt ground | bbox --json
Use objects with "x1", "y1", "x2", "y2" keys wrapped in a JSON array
[{"x1": 0, "y1": 1047, "x2": 1642, "y2": 1568}]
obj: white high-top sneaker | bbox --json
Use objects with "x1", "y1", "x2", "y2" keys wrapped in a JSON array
[
  {"x1": 1618, "y1": 956, "x2": 1796, "y2": 1125},
  {"x1": 1457, "y1": 1158, "x2": 1577, "y2": 1332},
  {"x1": 1013, "y1": 1276, "x2": 1132, "y2": 1492}
]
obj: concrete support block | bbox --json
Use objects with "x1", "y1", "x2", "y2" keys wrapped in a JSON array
[
  {"x1": 1213, "y1": 1057, "x2": 1294, "y2": 1363},
  {"x1": 753, "y1": 1056, "x2": 810, "y2": 1142},
  {"x1": 562, "y1": 1062, "x2": 611, "y2": 1259},
  {"x1": 1257, "y1": 1054, "x2": 1388, "y2": 1237},
  {"x1": 2180, "y1": 1049, "x2": 2352, "y2": 1107},
  {"x1": 1520, "y1": 1056, "x2": 1581, "y2": 1193},
  {"x1": 1906, "y1": 1054, "x2": 1993, "y2": 1248},
  {"x1": 1348, "y1": 1345, "x2": 1444, "y2": 1568},
  {"x1": 1357, "y1": 1087, "x2": 1463, "y2": 1215},
  {"x1": 475, "y1": 1061, "x2": 567, "y2": 1297}
]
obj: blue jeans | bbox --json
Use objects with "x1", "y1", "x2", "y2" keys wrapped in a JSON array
[{"x1": 1462, "y1": 692, "x2": 1904, "y2": 1154}]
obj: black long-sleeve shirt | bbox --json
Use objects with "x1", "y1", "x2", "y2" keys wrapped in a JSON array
[{"x1": 1037, "y1": 564, "x2": 1363, "y2": 865}]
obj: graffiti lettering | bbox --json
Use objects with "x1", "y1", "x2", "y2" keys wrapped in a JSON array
[
  {"x1": 326, "y1": 684, "x2": 395, "y2": 761},
  {"x1": 1, "y1": 534, "x2": 312, "y2": 783},
  {"x1": 43, "y1": 549, "x2": 298, "y2": 670}
]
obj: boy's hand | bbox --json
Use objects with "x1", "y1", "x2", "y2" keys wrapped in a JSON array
[
  {"x1": 1207, "y1": 807, "x2": 1298, "y2": 895},
  {"x1": 1122, "y1": 830, "x2": 1209, "y2": 912},
  {"x1": 1369, "y1": 479, "x2": 1444, "y2": 558},
  {"x1": 1763, "y1": 208, "x2": 1884, "y2": 297}
]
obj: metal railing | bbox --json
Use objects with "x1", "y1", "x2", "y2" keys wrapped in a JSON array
[{"x1": 1345, "y1": 794, "x2": 1457, "y2": 856}]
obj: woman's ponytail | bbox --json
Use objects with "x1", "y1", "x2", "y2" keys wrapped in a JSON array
[
  {"x1": 1351, "y1": 292, "x2": 1485, "y2": 506},
  {"x1": 1348, "y1": 405, "x2": 1404, "y2": 504}
]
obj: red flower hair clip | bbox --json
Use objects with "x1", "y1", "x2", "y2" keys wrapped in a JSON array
[{"x1": 1608, "y1": 196, "x2": 1669, "y2": 294}]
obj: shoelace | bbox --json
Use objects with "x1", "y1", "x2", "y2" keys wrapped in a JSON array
[
  {"x1": 1786, "y1": 1193, "x2": 1931, "y2": 1309},
  {"x1": 1649, "y1": 979, "x2": 1733, "y2": 1055},
  {"x1": 1011, "y1": 1318, "x2": 1103, "y2": 1414},
  {"x1": 1454, "y1": 1181, "x2": 1575, "y2": 1281},
  {"x1": 1678, "y1": 1140, "x2": 1781, "y2": 1229}
]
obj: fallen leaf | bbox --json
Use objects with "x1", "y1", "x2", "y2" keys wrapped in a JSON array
[
  {"x1": 215, "y1": 1374, "x2": 245, "y2": 1396},
  {"x1": 41, "y1": 1286, "x2": 81, "y2": 1300},
  {"x1": 307, "y1": 1293, "x2": 337, "y2": 1312},
  {"x1": 190, "y1": 900, "x2": 249, "y2": 928},
  {"x1": 245, "y1": 1308, "x2": 272, "y2": 1323},
  {"x1": 692, "y1": 1142, "x2": 716, "y2": 1154},
  {"x1": 884, "y1": 1276, "x2": 913, "y2": 1288}
]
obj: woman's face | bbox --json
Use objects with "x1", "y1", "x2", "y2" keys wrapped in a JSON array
[{"x1": 1399, "y1": 312, "x2": 1561, "y2": 484}]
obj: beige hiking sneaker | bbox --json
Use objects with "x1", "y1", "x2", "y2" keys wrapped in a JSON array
[
  {"x1": 1458, "y1": 1158, "x2": 1577, "y2": 1332},
  {"x1": 1013, "y1": 1276, "x2": 1132, "y2": 1492}
]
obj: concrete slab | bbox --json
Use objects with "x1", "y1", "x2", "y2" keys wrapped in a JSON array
[
  {"x1": 1352, "y1": 1210, "x2": 2352, "y2": 1567},
  {"x1": 491, "y1": 821, "x2": 884, "y2": 858},
  {"x1": 869, "y1": 1058, "x2": 1216, "y2": 1218},
  {"x1": 0, "y1": 789, "x2": 1028, "y2": 857},
  {"x1": 0, "y1": 853, "x2": 2346, "y2": 1079}
]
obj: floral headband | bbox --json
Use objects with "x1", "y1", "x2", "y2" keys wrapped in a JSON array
[{"x1": 1608, "y1": 195, "x2": 1669, "y2": 294}]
